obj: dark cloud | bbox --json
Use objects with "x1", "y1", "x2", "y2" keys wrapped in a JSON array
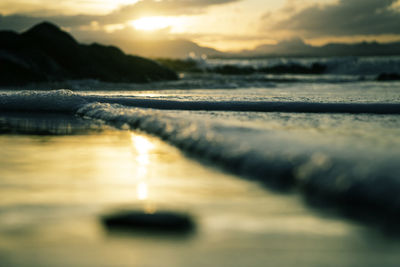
[
  {"x1": 0, "y1": 14, "x2": 43, "y2": 31},
  {"x1": 267, "y1": 0, "x2": 400, "y2": 37},
  {"x1": 0, "y1": 0, "x2": 240, "y2": 31},
  {"x1": 0, "y1": 13, "x2": 99, "y2": 31}
]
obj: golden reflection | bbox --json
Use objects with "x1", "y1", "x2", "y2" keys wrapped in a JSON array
[
  {"x1": 131, "y1": 135, "x2": 155, "y2": 154},
  {"x1": 136, "y1": 154, "x2": 150, "y2": 165},
  {"x1": 132, "y1": 134, "x2": 154, "y2": 168},
  {"x1": 131, "y1": 133, "x2": 155, "y2": 201},
  {"x1": 136, "y1": 165, "x2": 147, "y2": 179},
  {"x1": 137, "y1": 181, "x2": 148, "y2": 200}
]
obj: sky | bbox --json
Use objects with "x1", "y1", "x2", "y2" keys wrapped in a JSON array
[{"x1": 1, "y1": 0, "x2": 400, "y2": 51}]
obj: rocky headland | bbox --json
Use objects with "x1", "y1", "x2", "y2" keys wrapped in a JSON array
[{"x1": 0, "y1": 22, "x2": 178, "y2": 86}]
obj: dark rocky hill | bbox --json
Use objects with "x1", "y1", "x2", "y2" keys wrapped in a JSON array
[{"x1": 0, "y1": 22, "x2": 178, "y2": 86}]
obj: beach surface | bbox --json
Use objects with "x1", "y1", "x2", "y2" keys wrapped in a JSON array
[
  {"x1": 1, "y1": 55, "x2": 400, "y2": 266},
  {"x1": 1, "y1": 114, "x2": 400, "y2": 267}
]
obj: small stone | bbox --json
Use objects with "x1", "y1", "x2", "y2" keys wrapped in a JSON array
[
  {"x1": 101, "y1": 210, "x2": 195, "y2": 233},
  {"x1": 377, "y1": 72, "x2": 400, "y2": 81}
]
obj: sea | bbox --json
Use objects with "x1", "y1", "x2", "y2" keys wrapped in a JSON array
[{"x1": 1, "y1": 56, "x2": 400, "y2": 266}]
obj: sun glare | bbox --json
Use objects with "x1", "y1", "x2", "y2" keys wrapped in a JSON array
[{"x1": 130, "y1": 16, "x2": 180, "y2": 31}]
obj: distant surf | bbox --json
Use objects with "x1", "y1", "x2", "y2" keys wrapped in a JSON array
[{"x1": 202, "y1": 56, "x2": 400, "y2": 76}]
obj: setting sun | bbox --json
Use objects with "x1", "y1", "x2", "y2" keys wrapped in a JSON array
[{"x1": 130, "y1": 16, "x2": 180, "y2": 31}]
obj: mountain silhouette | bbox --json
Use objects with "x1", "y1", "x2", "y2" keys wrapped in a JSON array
[
  {"x1": 229, "y1": 38, "x2": 400, "y2": 58},
  {"x1": 0, "y1": 22, "x2": 178, "y2": 86}
]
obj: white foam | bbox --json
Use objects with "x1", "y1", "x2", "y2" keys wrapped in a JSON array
[
  {"x1": 0, "y1": 89, "x2": 88, "y2": 113},
  {"x1": 86, "y1": 96, "x2": 400, "y2": 114},
  {"x1": 77, "y1": 102, "x2": 400, "y2": 215},
  {"x1": 1, "y1": 89, "x2": 400, "y2": 114}
]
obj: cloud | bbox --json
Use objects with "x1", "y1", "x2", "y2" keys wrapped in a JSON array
[
  {"x1": 265, "y1": 0, "x2": 400, "y2": 37},
  {"x1": 98, "y1": 0, "x2": 241, "y2": 25},
  {"x1": 0, "y1": 13, "x2": 100, "y2": 31},
  {"x1": 0, "y1": 14, "x2": 43, "y2": 31},
  {"x1": 0, "y1": 0, "x2": 241, "y2": 31}
]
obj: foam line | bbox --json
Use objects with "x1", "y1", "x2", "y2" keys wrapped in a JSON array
[
  {"x1": 87, "y1": 96, "x2": 400, "y2": 114},
  {"x1": 1, "y1": 90, "x2": 399, "y2": 114}
]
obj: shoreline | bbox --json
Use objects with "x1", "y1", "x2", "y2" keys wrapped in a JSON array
[{"x1": 1, "y1": 112, "x2": 400, "y2": 267}]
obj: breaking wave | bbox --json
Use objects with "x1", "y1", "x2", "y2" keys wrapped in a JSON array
[
  {"x1": 1, "y1": 90, "x2": 400, "y2": 114},
  {"x1": 1, "y1": 89, "x2": 400, "y2": 225},
  {"x1": 76, "y1": 102, "x2": 400, "y2": 224},
  {"x1": 0, "y1": 89, "x2": 87, "y2": 113}
]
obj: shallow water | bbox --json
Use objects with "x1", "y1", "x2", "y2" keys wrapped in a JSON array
[
  {"x1": 77, "y1": 81, "x2": 400, "y2": 103},
  {"x1": 1, "y1": 58, "x2": 400, "y2": 266},
  {"x1": 1, "y1": 115, "x2": 400, "y2": 267}
]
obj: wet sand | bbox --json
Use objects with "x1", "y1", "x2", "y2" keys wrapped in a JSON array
[{"x1": 0, "y1": 114, "x2": 400, "y2": 267}]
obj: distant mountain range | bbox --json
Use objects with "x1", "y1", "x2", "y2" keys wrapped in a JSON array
[
  {"x1": 86, "y1": 37, "x2": 400, "y2": 59},
  {"x1": 227, "y1": 38, "x2": 400, "y2": 58},
  {"x1": 117, "y1": 39, "x2": 223, "y2": 59},
  {"x1": 93, "y1": 35, "x2": 400, "y2": 59}
]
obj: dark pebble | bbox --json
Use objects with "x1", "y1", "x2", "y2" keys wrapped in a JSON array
[
  {"x1": 101, "y1": 210, "x2": 195, "y2": 233},
  {"x1": 377, "y1": 72, "x2": 400, "y2": 81}
]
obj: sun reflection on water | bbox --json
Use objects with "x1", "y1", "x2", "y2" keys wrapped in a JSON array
[
  {"x1": 132, "y1": 135, "x2": 155, "y2": 154},
  {"x1": 131, "y1": 134, "x2": 155, "y2": 201},
  {"x1": 137, "y1": 181, "x2": 148, "y2": 200}
]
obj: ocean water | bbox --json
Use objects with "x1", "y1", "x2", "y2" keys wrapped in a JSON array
[{"x1": 1, "y1": 56, "x2": 400, "y2": 266}]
